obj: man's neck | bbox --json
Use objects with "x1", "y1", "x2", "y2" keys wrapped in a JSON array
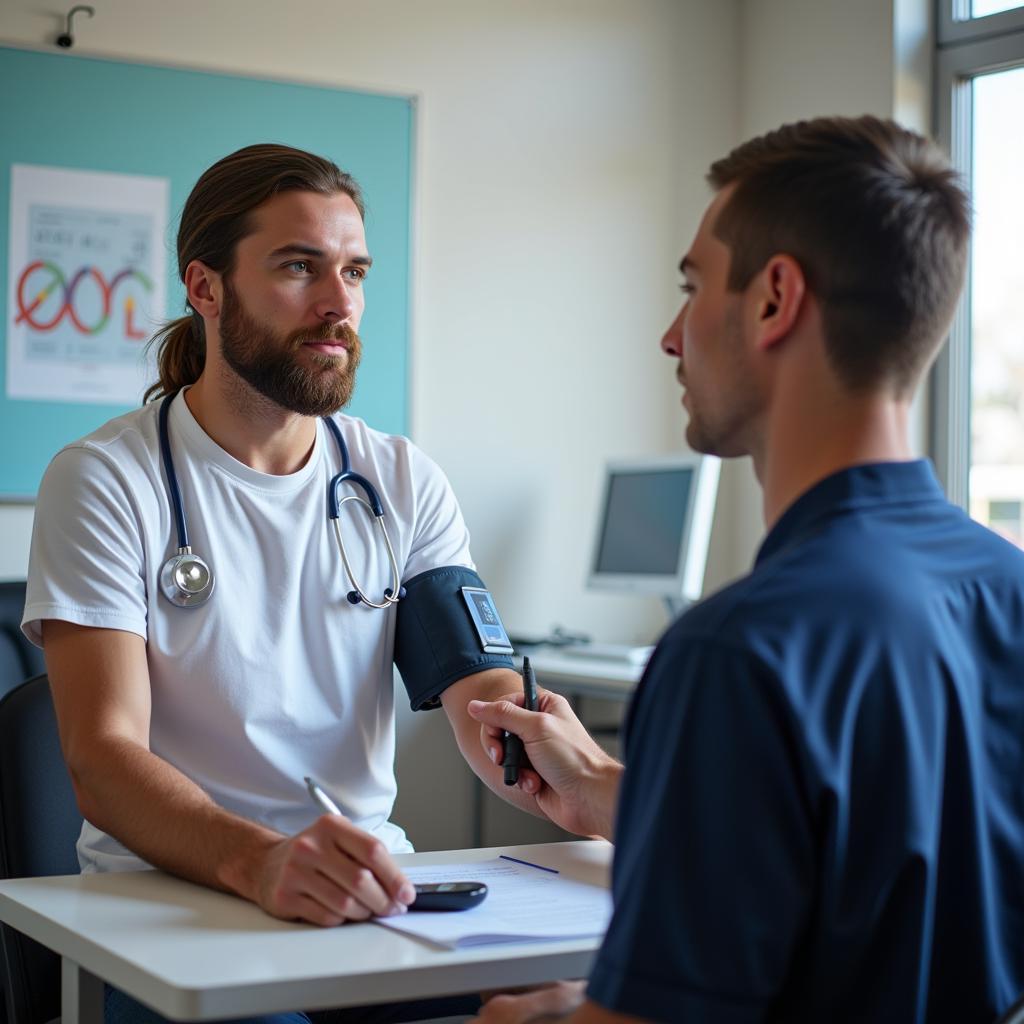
[
  {"x1": 754, "y1": 388, "x2": 914, "y2": 530},
  {"x1": 184, "y1": 371, "x2": 319, "y2": 476}
]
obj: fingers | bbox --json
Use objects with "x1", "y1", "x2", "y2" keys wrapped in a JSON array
[
  {"x1": 468, "y1": 697, "x2": 542, "y2": 739},
  {"x1": 321, "y1": 815, "x2": 416, "y2": 908},
  {"x1": 259, "y1": 814, "x2": 416, "y2": 926}
]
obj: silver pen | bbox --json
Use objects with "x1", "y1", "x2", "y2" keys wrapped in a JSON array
[{"x1": 304, "y1": 775, "x2": 343, "y2": 816}]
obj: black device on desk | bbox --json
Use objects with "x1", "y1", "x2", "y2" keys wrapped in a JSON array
[{"x1": 411, "y1": 881, "x2": 488, "y2": 911}]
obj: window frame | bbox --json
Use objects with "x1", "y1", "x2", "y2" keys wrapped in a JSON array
[{"x1": 931, "y1": 2, "x2": 1024, "y2": 506}]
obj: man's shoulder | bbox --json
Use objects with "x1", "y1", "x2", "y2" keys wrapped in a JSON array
[
  {"x1": 329, "y1": 413, "x2": 451, "y2": 488},
  {"x1": 330, "y1": 413, "x2": 422, "y2": 464},
  {"x1": 45, "y1": 403, "x2": 161, "y2": 482},
  {"x1": 663, "y1": 495, "x2": 1024, "y2": 669}
]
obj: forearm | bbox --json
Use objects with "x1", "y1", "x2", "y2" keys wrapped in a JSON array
[
  {"x1": 445, "y1": 669, "x2": 551, "y2": 819},
  {"x1": 69, "y1": 736, "x2": 279, "y2": 899}
]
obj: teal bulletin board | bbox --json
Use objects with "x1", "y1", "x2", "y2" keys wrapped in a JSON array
[{"x1": 0, "y1": 46, "x2": 413, "y2": 499}]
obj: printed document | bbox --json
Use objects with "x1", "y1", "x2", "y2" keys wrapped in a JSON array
[{"x1": 375, "y1": 857, "x2": 612, "y2": 949}]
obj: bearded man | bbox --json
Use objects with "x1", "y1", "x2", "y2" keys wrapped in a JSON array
[{"x1": 23, "y1": 144, "x2": 532, "y2": 1024}]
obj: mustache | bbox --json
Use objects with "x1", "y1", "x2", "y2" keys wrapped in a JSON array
[{"x1": 290, "y1": 322, "x2": 360, "y2": 348}]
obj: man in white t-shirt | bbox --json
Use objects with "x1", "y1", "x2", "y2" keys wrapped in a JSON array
[{"x1": 22, "y1": 147, "x2": 536, "y2": 1020}]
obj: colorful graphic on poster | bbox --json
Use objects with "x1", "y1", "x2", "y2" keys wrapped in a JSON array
[{"x1": 6, "y1": 164, "x2": 167, "y2": 404}]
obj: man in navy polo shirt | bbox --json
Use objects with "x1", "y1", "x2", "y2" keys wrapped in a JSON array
[{"x1": 468, "y1": 116, "x2": 1024, "y2": 1023}]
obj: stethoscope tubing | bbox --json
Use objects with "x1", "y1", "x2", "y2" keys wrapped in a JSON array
[
  {"x1": 158, "y1": 391, "x2": 403, "y2": 609},
  {"x1": 158, "y1": 392, "x2": 191, "y2": 551}
]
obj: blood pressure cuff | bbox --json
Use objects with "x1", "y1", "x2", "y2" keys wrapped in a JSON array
[{"x1": 395, "y1": 565, "x2": 514, "y2": 711}]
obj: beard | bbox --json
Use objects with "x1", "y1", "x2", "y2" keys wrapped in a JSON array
[{"x1": 218, "y1": 280, "x2": 362, "y2": 417}]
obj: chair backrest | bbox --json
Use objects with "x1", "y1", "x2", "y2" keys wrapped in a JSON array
[
  {"x1": 0, "y1": 674, "x2": 83, "y2": 1024},
  {"x1": 0, "y1": 582, "x2": 45, "y2": 702}
]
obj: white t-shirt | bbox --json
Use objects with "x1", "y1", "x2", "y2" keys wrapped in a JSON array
[{"x1": 22, "y1": 390, "x2": 474, "y2": 873}]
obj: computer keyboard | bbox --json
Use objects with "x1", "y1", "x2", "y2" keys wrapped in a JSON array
[{"x1": 557, "y1": 643, "x2": 656, "y2": 666}]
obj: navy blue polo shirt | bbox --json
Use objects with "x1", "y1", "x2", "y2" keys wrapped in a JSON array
[{"x1": 588, "y1": 460, "x2": 1024, "y2": 1024}]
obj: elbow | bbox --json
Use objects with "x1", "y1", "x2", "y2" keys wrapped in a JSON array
[
  {"x1": 65, "y1": 759, "x2": 103, "y2": 827},
  {"x1": 61, "y1": 736, "x2": 128, "y2": 831}
]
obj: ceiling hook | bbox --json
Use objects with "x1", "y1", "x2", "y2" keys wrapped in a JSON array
[{"x1": 56, "y1": 5, "x2": 95, "y2": 49}]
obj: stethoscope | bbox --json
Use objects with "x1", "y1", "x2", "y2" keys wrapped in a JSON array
[{"x1": 157, "y1": 392, "x2": 405, "y2": 610}]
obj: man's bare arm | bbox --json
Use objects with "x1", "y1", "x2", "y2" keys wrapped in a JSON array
[
  {"x1": 441, "y1": 668, "x2": 551, "y2": 819},
  {"x1": 43, "y1": 620, "x2": 415, "y2": 924}
]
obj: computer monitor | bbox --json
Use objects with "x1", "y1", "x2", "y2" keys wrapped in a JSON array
[{"x1": 587, "y1": 454, "x2": 720, "y2": 609}]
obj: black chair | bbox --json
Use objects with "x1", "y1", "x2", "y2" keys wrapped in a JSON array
[
  {"x1": 0, "y1": 582, "x2": 45, "y2": 701},
  {"x1": 0, "y1": 584, "x2": 47, "y2": 1024},
  {"x1": 0, "y1": 674, "x2": 83, "y2": 1024}
]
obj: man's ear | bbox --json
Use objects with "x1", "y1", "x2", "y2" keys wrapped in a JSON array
[
  {"x1": 750, "y1": 254, "x2": 806, "y2": 352},
  {"x1": 184, "y1": 260, "x2": 223, "y2": 320}
]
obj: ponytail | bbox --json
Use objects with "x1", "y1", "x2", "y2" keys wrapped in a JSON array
[{"x1": 142, "y1": 313, "x2": 206, "y2": 404}]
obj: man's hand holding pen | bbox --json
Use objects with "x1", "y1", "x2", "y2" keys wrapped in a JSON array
[{"x1": 468, "y1": 668, "x2": 623, "y2": 842}]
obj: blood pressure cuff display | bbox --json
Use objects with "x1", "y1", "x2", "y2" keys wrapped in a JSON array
[{"x1": 395, "y1": 565, "x2": 514, "y2": 711}]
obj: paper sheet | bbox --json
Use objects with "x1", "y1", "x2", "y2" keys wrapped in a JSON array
[{"x1": 374, "y1": 857, "x2": 612, "y2": 949}]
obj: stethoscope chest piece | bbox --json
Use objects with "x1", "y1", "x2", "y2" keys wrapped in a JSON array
[{"x1": 159, "y1": 548, "x2": 215, "y2": 608}]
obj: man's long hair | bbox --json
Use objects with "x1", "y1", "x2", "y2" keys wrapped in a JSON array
[{"x1": 143, "y1": 144, "x2": 364, "y2": 404}]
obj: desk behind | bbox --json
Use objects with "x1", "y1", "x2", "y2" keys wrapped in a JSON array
[{"x1": 516, "y1": 650, "x2": 644, "y2": 703}]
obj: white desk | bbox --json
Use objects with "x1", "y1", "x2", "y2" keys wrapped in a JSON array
[
  {"x1": 0, "y1": 840, "x2": 610, "y2": 1024},
  {"x1": 519, "y1": 650, "x2": 644, "y2": 703}
]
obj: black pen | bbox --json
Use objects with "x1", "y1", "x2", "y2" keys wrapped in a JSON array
[{"x1": 503, "y1": 656, "x2": 539, "y2": 785}]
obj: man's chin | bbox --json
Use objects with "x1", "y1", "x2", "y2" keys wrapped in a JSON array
[{"x1": 684, "y1": 420, "x2": 732, "y2": 459}]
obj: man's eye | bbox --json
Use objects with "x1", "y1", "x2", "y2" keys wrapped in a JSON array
[
  {"x1": 345, "y1": 268, "x2": 366, "y2": 281},
  {"x1": 285, "y1": 261, "x2": 311, "y2": 273}
]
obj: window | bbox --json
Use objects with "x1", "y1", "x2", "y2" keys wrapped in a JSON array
[
  {"x1": 972, "y1": 0, "x2": 1024, "y2": 16},
  {"x1": 933, "y1": 2, "x2": 1024, "y2": 547}
]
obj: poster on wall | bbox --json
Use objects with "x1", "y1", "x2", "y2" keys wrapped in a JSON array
[{"x1": 6, "y1": 163, "x2": 167, "y2": 405}]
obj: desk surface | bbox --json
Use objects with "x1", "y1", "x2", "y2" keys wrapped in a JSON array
[{"x1": 0, "y1": 840, "x2": 610, "y2": 1021}]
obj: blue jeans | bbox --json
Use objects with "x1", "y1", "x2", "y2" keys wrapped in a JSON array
[{"x1": 105, "y1": 985, "x2": 480, "y2": 1024}]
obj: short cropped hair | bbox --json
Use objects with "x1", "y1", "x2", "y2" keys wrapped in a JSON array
[{"x1": 707, "y1": 116, "x2": 970, "y2": 396}]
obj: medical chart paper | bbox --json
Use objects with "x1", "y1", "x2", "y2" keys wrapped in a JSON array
[{"x1": 375, "y1": 857, "x2": 612, "y2": 949}]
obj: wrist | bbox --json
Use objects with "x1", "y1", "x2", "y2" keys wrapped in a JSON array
[
  {"x1": 581, "y1": 755, "x2": 622, "y2": 841},
  {"x1": 214, "y1": 823, "x2": 282, "y2": 903}
]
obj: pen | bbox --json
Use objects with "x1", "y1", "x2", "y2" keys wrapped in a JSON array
[
  {"x1": 523, "y1": 655, "x2": 538, "y2": 713},
  {"x1": 502, "y1": 656, "x2": 539, "y2": 786},
  {"x1": 305, "y1": 775, "x2": 343, "y2": 816}
]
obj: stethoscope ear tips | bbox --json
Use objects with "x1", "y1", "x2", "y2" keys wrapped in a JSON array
[{"x1": 347, "y1": 591, "x2": 362, "y2": 605}]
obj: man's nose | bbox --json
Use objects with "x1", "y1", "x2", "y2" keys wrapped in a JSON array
[
  {"x1": 660, "y1": 306, "x2": 686, "y2": 358},
  {"x1": 314, "y1": 275, "x2": 357, "y2": 323}
]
